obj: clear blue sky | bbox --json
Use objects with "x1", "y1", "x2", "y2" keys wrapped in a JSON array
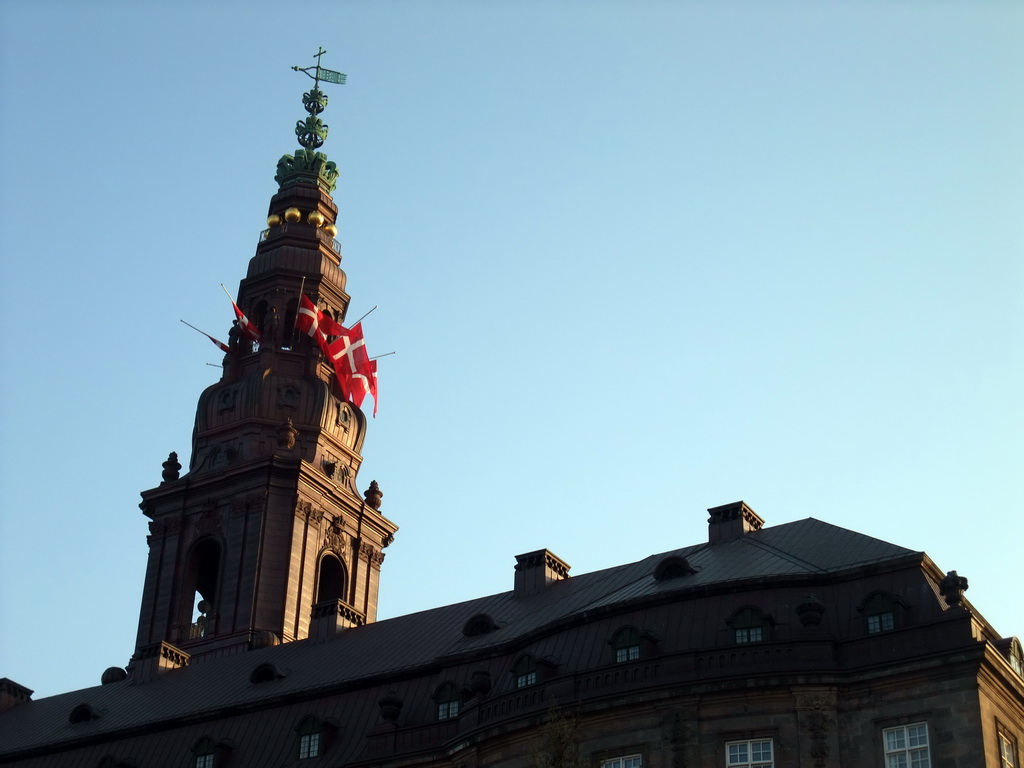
[{"x1": 1, "y1": 1, "x2": 1021, "y2": 699}]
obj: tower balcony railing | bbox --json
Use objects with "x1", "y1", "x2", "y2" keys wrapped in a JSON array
[{"x1": 258, "y1": 225, "x2": 341, "y2": 254}]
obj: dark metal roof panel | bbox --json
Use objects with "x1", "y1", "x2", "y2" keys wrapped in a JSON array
[{"x1": 0, "y1": 517, "x2": 920, "y2": 757}]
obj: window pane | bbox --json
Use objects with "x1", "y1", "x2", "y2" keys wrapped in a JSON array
[
  {"x1": 728, "y1": 743, "x2": 748, "y2": 763},
  {"x1": 299, "y1": 732, "x2": 320, "y2": 759},
  {"x1": 751, "y1": 740, "x2": 772, "y2": 761}
]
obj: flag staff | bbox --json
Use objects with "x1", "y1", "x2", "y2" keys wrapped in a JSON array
[
  {"x1": 351, "y1": 305, "x2": 378, "y2": 326},
  {"x1": 291, "y1": 276, "x2": 307, "y2": 349}
]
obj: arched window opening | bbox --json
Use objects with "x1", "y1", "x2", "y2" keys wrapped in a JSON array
[
  {"x1": 192, "y1": 737, "x2": 217, "y2": 768},
  {"x1": 180, "y1": 537, "x2": 221, "y2": 640},
  {"x1": 296, "y1": 716, "x2": 322, "y2": 759},
  {"x1": 435, "y1": 682, "x2": 461, "y2": 720},
  {"x1": 610, "y1": 626, "x2": 642, "y2": 663},
  {"x1": 859, "y1": 592, "x2": 898, "y2": 634},
  {"x1": 282, "y1": 297, "x2": 298, "y2": 349},
  {"x1": 728, "y1": 607, "x2": 769, "y2": 644},
  {"x1": 252, "y1": 300, "x2": 269, "y2": 339},
  {"x1": 513, "y1": 655, "x2": 537, "y2": 688},
  {"x1": 316, "y1": 554, "x2": 347, "y2": 604},
  {"x1": 1009, "y1": 638, "x2": 1023, "y2": 677}
]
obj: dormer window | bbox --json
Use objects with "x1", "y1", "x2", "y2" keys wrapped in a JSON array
[
  {"x1": 611, "y1": 626, "x2": 642, "y2": 663},
  {"x1": 192, "y1": 738, "x2": 216, "y2": 768},
  {"x1": 654, "y1": 555, "x2": 696, "y2": 581},
  {"x1": 69, "y1": 703, "x2": 101, "y2": 724},
  {"x1": 250, "y1": 662, "x2": 286, "y2": 685},
  {"x1": 859, "y1": 592, "x2": 902, "y2": 634},
  {"x1": 463, "y1": 613, "x2": 498, "y2": 637},
  {"x1": 435, "y1": 683, "x2": 461, "y2": 720},
  {"x1": 297, "y1": 716, "x2": 321, "y2": 759},
  {"x1": 513, "y1": 655, "x2": 538, "y2": 688},
  {"x1": 729, "y1": 607, "x2": 770, "y2": 644}
]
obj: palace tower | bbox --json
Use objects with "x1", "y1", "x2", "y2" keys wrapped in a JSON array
[{"x1": 129, "y1": 63, "x2": 396, "y2": 674}]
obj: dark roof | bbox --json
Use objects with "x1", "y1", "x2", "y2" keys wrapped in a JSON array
[{"x1": 0, "y1": 517, "x2": 919, "y2": 756}]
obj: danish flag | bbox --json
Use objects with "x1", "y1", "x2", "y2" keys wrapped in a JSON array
[
  {"x1": 296, "y1": 294, "x2": 346, "y2": 351},
  {"x1": 327, "y1": 322, "x2": 370, "y2": 377},
  {"x1": 231, "y1": 300, "x2": 262, "y2": 342},
  {"x1": 206, "y1": 333, "x2": 230, "y2": 353}
]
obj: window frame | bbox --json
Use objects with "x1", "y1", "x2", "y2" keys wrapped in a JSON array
[
  {"x1": 882, "y1": 722, "x2": 931, "y2": 768},
  {"x1": 600, "y1": 755, "x2": 643, "y2": 768},
  {"x1": 999, "y1": 726, "x2": 1019, "y2": 768},
  {"x1": 192, "y1": 737, "x2": 217, "y2": 768},
  {"x1": 298, "y1": 731, "x2": 320, "y2": 760},
  {"x1": 728, "y1": 606, "x2": 770, "y2": 645},
  {"x1": 513, "y1": 654, "x2": 539, "y2": 688},
  {"x1": 859, "y1": 591, "x2": 903, "y2": 636},
  {"x1": 434, "y1": 682, "x2": 461, "y2": 721},
  {"x1": 610, "y1": 626, "x2": 643, "y2": 664},
  {"x1": 725, "y1": 737, "x2": 774, "y2": 768}
]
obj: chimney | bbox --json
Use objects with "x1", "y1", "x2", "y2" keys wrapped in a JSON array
[
  {"x1": 128, "y1": 641, "x2": 190, "y2": 683},
  {"x1": 514, "y1": 549, "x2": 570, "y2": 596},
  {"x1": 707, "y1": 501, "x2": 764, "y2": 545},
  {"x1": 310, "y1": 599, "x2": 365, "y2": 640},
  {"x1": 0, "y1": 679, "x2": 32, "y2": 714}
]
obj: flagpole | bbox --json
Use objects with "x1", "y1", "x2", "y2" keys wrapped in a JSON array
[
  {"x1": 291, "y1": 276, "x2": 307, "y2": 349},
  {"x1": 369, "y1": 351, "x2": 396, "y2": 360},
  {"x1": 220, "y1": 283, "x2": 235, "y2": 302},
  {"x1": 351, "y1": 305, "x2": 378, "y2": 327}
]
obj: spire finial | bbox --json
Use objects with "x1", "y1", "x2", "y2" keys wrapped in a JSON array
[
  {"x1": 276, "y1": 49, "x2": 346, "y2": 191},
  {"x1": 290, "y1": 48, "x2": 345, "y2": 151}
]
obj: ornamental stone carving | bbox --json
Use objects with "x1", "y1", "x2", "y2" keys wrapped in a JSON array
[
  {"x1": 939, "y1": 570, "x2": 969, "y2": 607},
  {"x1": 323, "y1": 517, "x2": 347, "y2": 555},
  {"x1": 161, "y1": 452, "x2": 181, "y2": 484},
  {"x1": 364, "y1": 480, "x2": 383, "y2": 510},
  {"x1": 277, "y1": 418, "x2": 298, "y2": 449},
  {"x1": 797, "y1": 594, "x2": 826, "y2": 627},
  {"x1": 195, "y1": 500, "x2": 222, "y2": 537}
]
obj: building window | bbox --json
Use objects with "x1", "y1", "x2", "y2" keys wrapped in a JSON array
[
  {"x1": 867, "y1": 611, "x2": 895, "y2": 633},
  {"x1": 860, "y1": 592, "x2": 901, "y2": 635},
  {"x1": 729, "y1": 607, "x2": 769, "y2": 644},
  {"x1": 192, "y1": 738, "x2": 216, "y2": 768},
  {"x1": 299, "y1": 732, "x2": 320, "y2": 759},
  {"x1": 296, "y1": 716, "x2": 323, "y2": 759},
  {"x1": 1009, "y1": 639, "x2": 1023, "y2": 678},
  {"x1": 1000, "y1": 731, "x2": 1018, "y2": 768},
  {"x1": 602, "y1": 755, "x2": 642, "y2": 768},
  {"x1": 883, "y1": 723, "x2": 930, "y2": 768},
  {"x1": 726, "y1": 739, "x2": 773, "y2": 767},
  {"x1": 514, "y1": 655, "x2": 538, "y2": 688},
  {"x1": 611, "y1": 627, "x2": 642, "y2": 663},
  {"x1": 316, "y1": 554, "x2": 347, "y2": 604},
  {"x1": 435, "y1": 683, "x2": 460, "y2": 720}
]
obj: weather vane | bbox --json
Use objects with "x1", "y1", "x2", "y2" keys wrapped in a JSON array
[
  {"x1": 292, "y1": 46, "x2": 347, "y2": 90},
  {"x1": 289, "y1": 48, "x2": 346, "y2": 151}
]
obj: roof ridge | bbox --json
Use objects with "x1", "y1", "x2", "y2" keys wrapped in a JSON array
[{"x1": 743, "y1": 533, "x2": 828, "y2": 573}]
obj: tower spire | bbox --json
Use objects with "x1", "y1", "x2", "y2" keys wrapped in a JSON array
[{"x1": 277, "y1": 48, "x2": 346, "y2": 191}]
